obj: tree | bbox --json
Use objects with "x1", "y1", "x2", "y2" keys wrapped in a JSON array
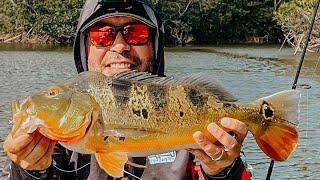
[
  {"x1": 0, "y1": 0, "x2": 84, "y2": 44},
  {"x1": 275, "y1": 0, "x2": 320, "y2": 52}
]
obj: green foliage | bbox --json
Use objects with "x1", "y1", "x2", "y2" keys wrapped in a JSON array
[
  {"x1": 275, "y1": 0, "x2": 320, "y2": 37},
  {"x1": 274, "y1": 0, "x2": 320, "y2": 51},
  {"x1": 0, "y1": 0, "x2": 84, "y2": 43},
  {"x1": 153, "y1": 0, "x2": 283, "y2": 45},
  {"x1": 1, "y1": 0, "x2": 283, "y2": 44}
]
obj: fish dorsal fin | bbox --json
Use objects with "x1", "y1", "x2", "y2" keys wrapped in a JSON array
[
  {"x1": 113, "y1": 71, "x2": 174, "y2": 85},
  {"x1": 175, "y1": 73, "x2": 237, "y2": 102},
  {"x1": 114, "y1": 71, "x2": 237, "y2": 102},
  {"x1": 95, "y1": 152, "x2": 128, "y2": 178}
]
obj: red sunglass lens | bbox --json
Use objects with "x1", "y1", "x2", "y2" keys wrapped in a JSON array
[
  {"x1": 89, "y1": 26, "x2": 115, "y2": 46},
  {"x1": 123, "y1": 24, "x2": 150, "y2": 45}
]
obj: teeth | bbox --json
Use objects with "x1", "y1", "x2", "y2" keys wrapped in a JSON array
[{"x1": 110, "y1": 63, "x2": 131, "y2": 69}]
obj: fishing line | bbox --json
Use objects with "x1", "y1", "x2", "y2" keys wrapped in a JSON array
[
  {"x1": 23, "y1": 169, "x2": 41, "y2": 180},
  {"x1": 266, "y1": 0, "x2": 320, "y2": 179},
  {"x1": 52, "y1": 161, "x2": 143, "y2": 180},
  {"x1": 53, "y1": 162, "x2": 90, "y2": 173}
]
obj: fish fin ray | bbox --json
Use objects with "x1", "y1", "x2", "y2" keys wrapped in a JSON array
[
  {"x1": 95, "y1": 152, "x2": 128, "y2": 178},
  {"x1": 113, "y1": 71, "x2": 237, "y2": 102},
  {"x1": 175, "y1": 73, "x2": 237, "y2": 102},
  {"x1": 254, "y1": 122, "x2": 298, "y2": 161}
]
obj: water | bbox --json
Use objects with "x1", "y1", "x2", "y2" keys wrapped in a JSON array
[{"x1": 0, "y1": 44, "x2": 319, "y2": 179}]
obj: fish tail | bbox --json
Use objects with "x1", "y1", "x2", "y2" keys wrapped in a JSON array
[{"x1": 252, "y1": 90, "x2": 300, "y2": 161}]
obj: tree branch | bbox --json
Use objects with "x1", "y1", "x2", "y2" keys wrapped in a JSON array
[{"x1": 175, "y1": 0, "x2": 192, "y2": 17}]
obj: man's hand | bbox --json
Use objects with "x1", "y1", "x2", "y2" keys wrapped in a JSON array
[
  {"x1": 3, "y1": 131, "x2": 55, "y2": 170},
  {"x1": 188, "y1": 117, "x2": 248, "y2": 176}
]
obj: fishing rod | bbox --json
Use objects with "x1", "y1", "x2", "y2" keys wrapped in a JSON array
[
  {"x1": 291, "y1": 0, "x2": 320, "y2": 90},
  {"x1": 266, "y1": 0, "x2": 320, "y2": 179}
]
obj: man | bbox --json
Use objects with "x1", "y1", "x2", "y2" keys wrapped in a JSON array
[{"x1": 4, "y1": 0, "x2": 250, "y2": 179}]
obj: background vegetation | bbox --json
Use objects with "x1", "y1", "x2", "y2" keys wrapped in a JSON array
[
  {"x1": 0, "y1": 0, "x2": 316, "y2": 46},
  {"x1": 153, "y1": 0, "x2": 283, "y2": 45},
  {"x1": 275, "y1": 0, "x2": 320, "y2": 52},
  {"x1": 0, "y1": 0, "x2": 84, "y2": 44}
]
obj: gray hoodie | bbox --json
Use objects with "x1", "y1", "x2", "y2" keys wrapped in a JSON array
[{"x1": 73, "y1": 0, "x2": 165, "y2": 77}]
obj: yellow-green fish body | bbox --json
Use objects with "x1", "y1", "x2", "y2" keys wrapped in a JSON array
[{"x1": 10, "y1": 71, "x2": 299, "y2": 178}]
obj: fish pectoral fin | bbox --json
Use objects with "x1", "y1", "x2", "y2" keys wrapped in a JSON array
[{"x1": 95, "y1": 152, "x2": 128, "y2": 178}]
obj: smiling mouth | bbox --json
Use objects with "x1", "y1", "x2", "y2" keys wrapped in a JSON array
[{"x1": 107, "y1": 63, "x2": 136, "y2": 69}]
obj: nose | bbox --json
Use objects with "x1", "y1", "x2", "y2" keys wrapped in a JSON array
[{"x1": 109, "y1": 32, "x2": 130, "y2": 53}]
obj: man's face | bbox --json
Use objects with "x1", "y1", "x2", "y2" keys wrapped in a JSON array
[{"x1": 86, "y1": 16, "x2": 154, "y2": 76}]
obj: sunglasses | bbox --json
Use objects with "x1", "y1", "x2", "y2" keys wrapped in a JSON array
[{"x1": 89, "y1": 23, "x2": 152, "y2": 47}]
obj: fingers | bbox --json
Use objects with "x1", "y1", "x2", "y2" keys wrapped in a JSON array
[
  {"x1": 193, "y1": 131, "x2": 222, "y2": 161},
  {"x1": 191, "y1": 131, "x2": 229, "y2": 175},
  {"x1": 189, "y1": 149, "x2": 215, "y2": 165},
  {"x1": 3, "y1": 132, "x2": 36, "y2": 154},
  {"x1": 4, "y1": 131, "x2": 55, "y2": 171},
  {"x1": 208, "y1": 123, "x2": 239, "y2": 151},
  {"x1": 30, "y1": 141, "x2": 56, "y2": 170},
  {"x1": 220, "y1": 117, "x2": 248, "y2": 143},
  {"x1": 16, "y1": 133, "x2": 43, "y2": 160},
  {"x1": 20, "y1": 136, "x2": 52, "y2": 169},
  {"x1": 190, "y1": 118, "x2": 248, "y2": 176}
]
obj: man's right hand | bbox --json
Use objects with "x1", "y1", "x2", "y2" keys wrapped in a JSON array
[{"x1": 3, "y1": 131, "x2": 56, "y2": 170}]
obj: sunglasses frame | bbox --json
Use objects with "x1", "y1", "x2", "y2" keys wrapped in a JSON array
[{"x1": 88, "y1": 23, "x2": 154, "y2": 47}]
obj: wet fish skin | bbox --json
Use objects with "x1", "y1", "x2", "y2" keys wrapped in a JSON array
[{"x1": 9, "y1": 71, "x2": 299, "y2": 178}]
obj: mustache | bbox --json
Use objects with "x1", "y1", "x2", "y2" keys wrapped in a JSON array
[{"x1": 104, "y1": 51, "x2": 141, "y2": 66}]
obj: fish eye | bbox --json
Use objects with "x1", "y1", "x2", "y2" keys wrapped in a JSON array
[{"x1": 47, "y1": 86, "x2": 63, "y2": 96}]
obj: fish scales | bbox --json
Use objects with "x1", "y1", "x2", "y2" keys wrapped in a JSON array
[
  {"x1": 9, "y1": 71, "x2": 300, "y2": 178},
  {"x1": 86, "y1": 74, "x2": 262, "y2": 146}
]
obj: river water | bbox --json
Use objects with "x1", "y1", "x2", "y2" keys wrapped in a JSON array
[{"x1": 0, "y1": 44, "x2": 319, "y2": 179}]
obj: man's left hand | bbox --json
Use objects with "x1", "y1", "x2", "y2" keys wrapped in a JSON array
[{"x1": 188, "y1": 117, "x2": 248, "y2": 176}]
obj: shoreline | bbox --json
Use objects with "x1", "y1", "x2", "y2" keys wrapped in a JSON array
[{"x1": 0, "y1": 33, "x2": 56, "y2": 44}]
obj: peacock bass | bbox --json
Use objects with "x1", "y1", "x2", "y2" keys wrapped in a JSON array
[{"x1": 9, "y1": 71, "x2": 299, "y2": 178}]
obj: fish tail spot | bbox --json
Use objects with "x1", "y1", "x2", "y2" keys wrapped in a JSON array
[{"x1": 260, "y1": 101, "x2": 274, "y2": 120}]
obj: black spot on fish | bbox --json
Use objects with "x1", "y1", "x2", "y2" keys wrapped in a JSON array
[
  {"x1": 260, "y1": 101, "x2": 274, "y2": 120},
  {"x1": 119, "y1": 137, "x2": 125, "y2": 141},
  {"x1": 104, "y1": 136, "x2": 109, "y2": 141},
  {"x1": 132, "y1": 109, "x2": 141, "y2": 117},
  {"x1": 179, "y1": 111, "x2": 184, "y2": 117},
  {"x1": 142, "y1": 109, "x2": 148, "y2": 119},
  {"x1": 186, "y1": 88, "x2": 207, "y2": 106}
]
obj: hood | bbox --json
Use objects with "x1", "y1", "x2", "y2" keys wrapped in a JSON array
[{"x1": 73, "y1": 0, "x2": 165, "y2": 76}]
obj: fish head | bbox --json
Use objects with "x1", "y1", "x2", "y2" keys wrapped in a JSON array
[{"x1": 11, "y1": 85, "x2": 100, "y2": 143}]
